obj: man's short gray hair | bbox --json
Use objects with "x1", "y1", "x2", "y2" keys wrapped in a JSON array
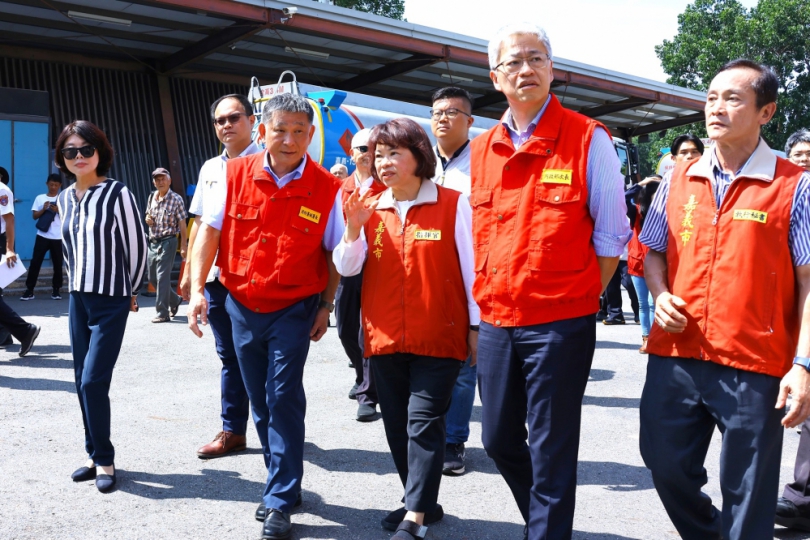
[
  {"x1": 786, "y1": 128, "x2": 810, "y2": 155},
  {"x1": 262, "y1": 93, "x2": 314, "y2": 125},
  {"x1": 488, "y1": 22, "x2": 553, "y2": 70}
]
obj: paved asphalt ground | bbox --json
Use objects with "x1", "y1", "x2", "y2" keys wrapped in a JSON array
[{"x1": 2, "y1": 291, "x2": 810, "y2": 540}]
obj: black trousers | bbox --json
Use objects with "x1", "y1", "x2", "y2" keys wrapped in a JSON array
[
  {"x1": 371, "y1": 353, "x2": 461, "y2": 512},
  {"x1": 604, "y1": 260, "x2": 638, "y2": 320},
  {"x1": 0, "y1": 296, "x2": 32, "y2": 340},
  {"x1": 784, "y1": 417, "x2": 810, "y2": 508},
  {"x1": 335, "y1": 272, "x2": 376, "y2": 405},
  {"x1": 26, "y1": 235, "x2": 63, "y2": 291},
  {"x1": 640, "y1": 355, "x2": 783, "y2": 540}
]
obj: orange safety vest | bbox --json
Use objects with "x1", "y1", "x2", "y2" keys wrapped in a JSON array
[
  {"x1": 627, "y1": 208, "x2": 647, "y2": 277},
  {"x1": 646, "y1": 155, "x2": 804, "y2": 377},
  {"x1": 217, "y1": 152, "x2": 341, "y2": 313},
  {"x1": 361, "y1": 181, "x2": 469, "y2": 361},
  {"x1": 470, "y1": 94, "x2": 604, "y2": 327}
]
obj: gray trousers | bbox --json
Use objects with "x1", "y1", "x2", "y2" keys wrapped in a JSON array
[
  {"x1": 640, "y1": 354, "x2": 783, "y2": 540},
  {"x1": 147, "y1": 236, "x2": 181, "y2": 318}
]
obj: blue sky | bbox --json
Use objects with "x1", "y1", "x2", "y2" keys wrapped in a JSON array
[{"x1": 404, "y1": 0, "x2": 759, "y2": 83}]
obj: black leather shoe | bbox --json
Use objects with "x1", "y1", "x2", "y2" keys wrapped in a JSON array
[
  {"x1": 96, "y1": 471, "x2": 116, "y2": 493},
  {"x1": 262, "y1": 509, "x2": 292, "y2": 540},
  {"x1": 255, "y1": 492, "x2": 302, "y2": 521},
  {"x1": 357, "y1": 403, "x2": 378, "y2": 422},
  {"x1": 602, "y1": 317, "x2": 626, "y2": 326},
  {"x1": 19, "y1": 324, "x2": 40, "y2": 357},
  {"x1": 382, "y1": 504, "x2": 443, "y2": 531},
  {"x1": 71, "y1": 465, "x2": 96, "y2": 482},
  {"x1": 392, "y1": 520, "x2": 427, "y2": 540},
  {"x1": 776, "y1": 497, "x2": 810, "y2": 531}
]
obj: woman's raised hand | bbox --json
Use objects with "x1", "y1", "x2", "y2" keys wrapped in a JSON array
[{"x1": 344, "y1": 188, "x2": 378, "y2": 242}]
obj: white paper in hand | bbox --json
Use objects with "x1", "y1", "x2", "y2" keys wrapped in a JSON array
[{"x1": 0, "y1": 256, "x2": 26, "y2": 288}]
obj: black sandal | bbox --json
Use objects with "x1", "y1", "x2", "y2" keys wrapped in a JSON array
[{"x1": 391, "y1": 520, "x2": 427, "y2": 540}]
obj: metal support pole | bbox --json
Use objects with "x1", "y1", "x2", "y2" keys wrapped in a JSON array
[{"x1": 156, "y1": 74, "x2": 184, "y2": 197}]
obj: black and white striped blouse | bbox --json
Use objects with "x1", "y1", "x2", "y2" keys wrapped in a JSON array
[{"x1": 58, "y1": 179, "x2": 147, "y2": 297}]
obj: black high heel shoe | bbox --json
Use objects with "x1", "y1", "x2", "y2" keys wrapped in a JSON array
[
  {"x1": 71, "y1": 465, "x2": 96, "y2": 482},
  {"x1": 95, "y1": 465, "x2": 116, "y2": 493}
]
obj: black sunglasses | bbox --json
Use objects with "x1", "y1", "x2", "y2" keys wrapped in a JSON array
[
  {"x1": 60, "y1": 146, "x2": 96, "y2": 160},
  {"x1": 213, "y1": 112, "x2": 246, "y2": 126},
  {"x1": 353, "y1": 145, "x2": 369, "y2": 153}
]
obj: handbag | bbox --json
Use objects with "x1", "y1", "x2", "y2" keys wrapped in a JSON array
[{"x1": 35, "y1": 205, "x2": 57, "y2": 232}]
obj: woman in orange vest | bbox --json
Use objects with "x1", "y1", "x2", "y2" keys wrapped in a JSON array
[{"x1": 334, "y1": 118, "x2": 479, "y2": 540}]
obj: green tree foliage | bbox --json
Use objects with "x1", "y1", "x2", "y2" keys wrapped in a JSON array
[
  {"x1": 331, "y1": 0, "x2": 405, "y2": 20},
  {"x1": 654, "y1": 0, "x2": 810, "y2": 150}
]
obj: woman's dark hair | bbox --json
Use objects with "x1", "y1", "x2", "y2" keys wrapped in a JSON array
[
  {"x1": 54, "y1": 120, "x2": 114, "y2": 179},
  {"x1": 0, "y1": 166, "x2": 8, "y2": 185},
  {"x1": 671, "y1": 134, "x2": 704, "y2": 157},
  {"x1": 369, "y1": 118, "x2": 437, "y2": 182},
  {"x1": 638, "y1": 181, "x2": 661, "y2": 227}
]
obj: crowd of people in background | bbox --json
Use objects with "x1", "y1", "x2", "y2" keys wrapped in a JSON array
[{"x1": 4, "y1": 18, "x2": 810, "y2": 540}]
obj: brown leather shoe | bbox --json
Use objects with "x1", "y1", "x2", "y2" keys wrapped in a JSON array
[
  {"x1": 639, "y1": 336, "x2": 648, "y2": 354},
  {"x1": 197, "y1": 431, "x2": 247, "y2": 459}
]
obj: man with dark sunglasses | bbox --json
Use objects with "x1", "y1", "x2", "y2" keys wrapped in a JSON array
[
  {"x1": 336, "y1": 128, "x2": 385, "y2": 422},
  {"x1": 181, "y1": 93, "x2": 259, "y2": 461}
]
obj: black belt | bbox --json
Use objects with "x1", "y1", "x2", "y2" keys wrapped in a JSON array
[{"x1": 149, "y1": 234, "x2": 175, "y2": 243}]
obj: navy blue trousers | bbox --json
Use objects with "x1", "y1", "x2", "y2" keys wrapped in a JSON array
[
  {"x1": 68, "y1": 292, "x2": 131, "y2": 466},
  {"x1": 477, "y1": 315, "x2": 595, "y2": 540},
  {"x1": 226, "y1": 293, "x2": 319, "y2": 513},
  {"x1": 205, "y1": 279, "x2": 249, "y2": 435},
  {"x1": 640, "y1": 355, "x2": 783, "y2": 540}
]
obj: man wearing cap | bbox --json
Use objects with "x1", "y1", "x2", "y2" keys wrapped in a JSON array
[
  {"x1": 146, "y1": 167, "x2": 187, "y2": 323},
  {"x1": 336, "y1": 127, "x2": 386, "y2": 421}
]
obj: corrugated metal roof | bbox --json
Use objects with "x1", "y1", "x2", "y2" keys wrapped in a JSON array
[{"x1": 0, "y1": 0, "x2": 707, "y2": 137}]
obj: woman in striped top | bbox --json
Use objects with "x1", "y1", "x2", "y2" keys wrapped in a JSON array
[{"x1": 54, "y1": 120, "x2": 147, "y2": 493}]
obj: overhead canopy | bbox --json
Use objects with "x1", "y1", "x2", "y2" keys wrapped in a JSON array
[{"x1": 0, "y1": 0, "x2": 707, "y2": 138}]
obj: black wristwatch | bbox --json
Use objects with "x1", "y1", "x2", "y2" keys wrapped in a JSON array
[
  {"x1": 319, "y1": 300, "x2": 335, "y2": 313},
  {"x1": 469, "y1": 325, "x2": 479, "y2": 332}
]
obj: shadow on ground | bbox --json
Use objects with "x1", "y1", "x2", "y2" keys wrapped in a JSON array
[
  {"x1": 595, "y1": 340, "x2": 643, "y2": 351},
  {"x1": 577, "y1": 461, "x2": 653, "y2": 491},
  {"x1": 119, "y1": 468, "x2": 265, "y2": 501},
  {"x1": 589, "y1": 369, "x2": 615, "y2": 382},
  {"x1": 775, "y1": 528, "x2": 810, "y2": 539},
  {"x1": 0, "y1": 374, "x2": 74, "y2": 392},
  {"x1": 582, "y1": 395, "x2": 640, "y2": 409}
]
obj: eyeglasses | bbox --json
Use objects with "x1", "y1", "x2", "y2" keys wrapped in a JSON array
[
  {"x1": 493, "y1": 54, "x2": 551, "y2": 74},
  {"x1": 213, "y1": 112, "x2": 246, "y2": 126},
  {"x1": 60, "y1": 146, "x2": 96, "y2": 160},
  {"x1": 429, "y1": 108, "x2": 471, "y2": 121},
  {"x1": 353, "y1": 145, "x2": 369, "y2": 153}
]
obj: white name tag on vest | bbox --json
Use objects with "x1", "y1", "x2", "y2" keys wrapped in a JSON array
[{"x1": 414, "y1": 229, "x2": 441, "y2": 241}]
